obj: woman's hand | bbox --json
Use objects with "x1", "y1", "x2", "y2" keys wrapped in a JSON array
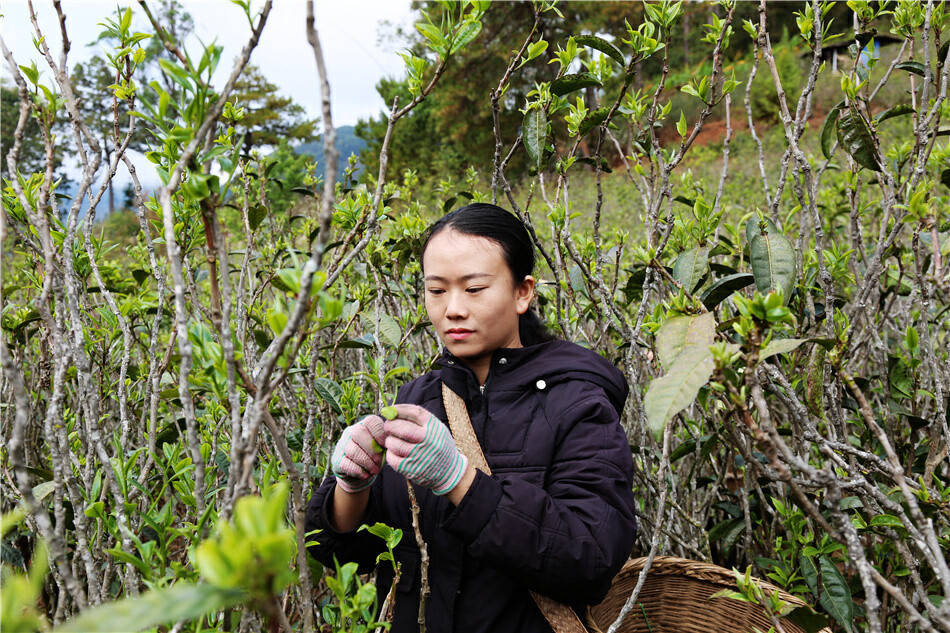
[
  {"x1": 330, "y1": 415, "x2": 387, "y2": 493},
  {"x1": 384, "y1": 404, "x2": 469, "y2": 496}
]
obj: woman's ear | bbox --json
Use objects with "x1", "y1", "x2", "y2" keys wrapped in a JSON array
[{"x1": 514, "y1": 275, "x2": 535, "y2": 315}]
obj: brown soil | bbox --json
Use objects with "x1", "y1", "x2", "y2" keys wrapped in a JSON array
[{"x1": 609, "y1": 106, "x2": 834, "y2": 170}]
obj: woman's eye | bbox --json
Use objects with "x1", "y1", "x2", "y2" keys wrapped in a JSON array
[
  {"x1": 466, "y1": 287, "x2": 485, "y2": 294},
  {"x1": 427, "y1": 288, "x2": 445, "y2": 296}
]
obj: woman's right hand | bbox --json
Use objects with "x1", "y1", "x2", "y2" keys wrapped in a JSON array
[{"x1": 330, "y1": 415, "x2": 387, "y2": 493}]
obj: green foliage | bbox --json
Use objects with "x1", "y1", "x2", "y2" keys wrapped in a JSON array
[
  {"x1": 3, "y1": 2, "x2": 949, "y2": 632},
  {"x1": 321, "y1": 560, "x2": 388, "y2": 633},
  {"x1": 645, "y1": 341, "x2": 716, "y2": 440},
  {"x1": 1, "y1": 512, "x2": 48, "y2": 633},
  {"x1": 0, "y1": 81, "x2": 71, "y2": 184},
  {"x1": 53, "y1": 583, "x2": 245, "y2": 633},
  {"x1": 748, "y1": 219, "x2": 796, "y2": 301},
  {"x1": 194, "y1": 483, "x2": 296, "y2": 598},
  {"x1": 749, "y1": 35, "x2": 803, "y2": 123},
  {"x1": 359, "y1": 522, "x2": 403, "y2": 570}
]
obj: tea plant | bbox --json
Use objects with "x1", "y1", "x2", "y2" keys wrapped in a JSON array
[{"x1": 1, "y1": 1, "x2": 948, "y2": 632}]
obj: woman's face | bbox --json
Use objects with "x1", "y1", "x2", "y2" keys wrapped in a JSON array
[{"x1": 422, "y1": 228, "x2": 534, "y2": 375}]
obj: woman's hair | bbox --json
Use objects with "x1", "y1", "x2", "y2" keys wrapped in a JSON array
[{"x1": 421, "y1": 203, "x2": 554, "y2": 346}]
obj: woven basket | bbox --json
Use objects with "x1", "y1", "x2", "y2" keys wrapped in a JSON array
[{"x1": 586, "y1": 556, "x2": 833, "y2": 633}]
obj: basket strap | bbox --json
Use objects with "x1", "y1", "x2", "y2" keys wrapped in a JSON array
[
  {"x1": 442, "y1": 383, "x2": 491, "y2": 475},
  {"x1": 441, "y1": 382, "x2": 589, "y2": 633}
]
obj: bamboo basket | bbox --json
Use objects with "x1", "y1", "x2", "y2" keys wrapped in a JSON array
[{"x1": 585, "y1": 556, "x2": 833, "y2": 633}]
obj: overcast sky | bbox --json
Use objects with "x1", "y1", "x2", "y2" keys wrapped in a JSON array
[{"x1": 1, "y1": 0, "x2": 415, "y2": 127}]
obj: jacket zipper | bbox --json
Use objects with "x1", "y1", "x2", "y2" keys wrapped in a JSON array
[{"x1": 480, "y1": 365, "x2": 494, "y2": 396}]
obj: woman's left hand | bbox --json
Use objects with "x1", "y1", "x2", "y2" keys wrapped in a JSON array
[{"x1": 384, "y1": 404, "x2": 469, "y2": 496}]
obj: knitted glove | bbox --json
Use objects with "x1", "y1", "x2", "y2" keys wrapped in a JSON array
[
  {"x1": 384, "y1": 404, "x2": 469, "y2": 496},
  {"x1": 330, "y1": 415, "x2": 387, "y2": 493}
]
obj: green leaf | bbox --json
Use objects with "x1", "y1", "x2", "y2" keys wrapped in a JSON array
[
  {"x1": 550, "y1": 73, "x2": 602, "y2": 96},
  {"x1": 380, "y1": 406, "x2": 398, "y2": 420},
  {"x1": 817, "y1": 556, "x2": 854, "y2": 633},
  {"x1": 578, "y1": 106, "x2": 609, "y2": 136},
  {"x1": 573, "y1": 156, "x2": 612, "y2": 173},
  {"x1": 19, "y1": 63, "x2": 39, "y2": 85},
  {"x1": 895, "y1": 61, "x2": 927, "y2": 77},
  {"x1": 672, "y1": 247, "x2": 709, "y2": 294},
  {"x1": 52, "y1": 583, "x2": 245, "y2": 633},
  {"x1": 785, "y1": 606, "x2": 832, "y2": 633},
  {"x1": 84, "y1": 501, "x2": 105, "y2": 519},
  {"x1": 359, "y1": 522, "x2": 403, "y2": 551},
  {"x1": 416, "y1": 22, "x2": 447, "y2": 56},
  {"x1": 271, "y1": 270, "x2": 299, "y2": 294},
  {"x1": 644, "y1": 344, "x2": 715, "y2": 440},
  {"x1": 676, "y1": 111, "x2": 687, "y2": 138},
  {"x1": 523, "y1": 108, "x2": 547, "y2": 171},
  {"x1": 760, "y1": 338, "x2": 808, "y2": 362},
  {"x1": 519, "y1": 39, "x2": 548, "y2": 67},
  {"x1": 700, "y1": 273, "x2": 754, "y2": 310},
  {"x1": 654, "y1": 312, "x2": 716, "y2": 371},
  {"x1": 874, "y1": 104, "x2": 914, "y2": 124},
  {"x1": 820, "y1": 101, "x2": 845, "y2": 159},
  {"x1": 248, "y1": 205, "x2": 267, "y2": 231},
  {"x1": 11, "y1": 309, "x2": 42, "y2": 335},
  {"x1": 334, "y1": 335, "x2": 374, "y2": 350},
  {"x1": 157, "y1": 58, "x2": 192, "y2": 93},
  {"x1": 707, "y1": 517, "x2": 745, "y2": 549},
  {"x1": 372, "y1": 313, "x2": 401, "y2": 348},
  {"x1": 868, "y1": 514, "x2": 904, "y2": 528},
  {"x1": 119, "y1": 8, "x2": 133, "y2": 33},
  {"x1": 680, "y1": 83, "x2": 700, "y2": 99},
  {"x1": 750, "y1": 232, "x2": 796, "y2": 299},
  {"x1": 800, "y1": 552, "x2": 819, "y2": 596},
  {"x1": 449, "y1": 19, "x2": 482, "y2": 54},
  {"x1": 106, "y1": 547, "x2": 152, "y2": 579},
  {"x1": 836, "y1": 112, "x2": 881, "y2": 171},
  {"x1": 314, "y1": 377, "x2": 343, "y2": 415},
  {"x1": 574, "y1": 35, "x2": 625, "y2": 65},
  {"x1": 669, "y1": 438, "x2": 697, "y2": 463},
  {"x1": 709, "y1": 588, "x2": 747, "y2": 602},
  {"x1": 31, "y1": 480, "x2": 56, "y2": 503}
]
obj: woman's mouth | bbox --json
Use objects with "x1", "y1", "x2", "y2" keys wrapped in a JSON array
[{"x1": 446, "y1": 328, "x2": 473, "y2": 341}]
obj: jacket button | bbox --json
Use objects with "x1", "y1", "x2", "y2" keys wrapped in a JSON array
[
  {"x1": 536, "y1": 379, "x2": 546, "y2": 390},
  {"x1": 498, "y1": 357, "x2": 508, "y2": 365}
]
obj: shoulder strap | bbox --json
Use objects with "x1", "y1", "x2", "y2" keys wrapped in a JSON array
[
  {"x1": 442, "y1": 382, "x2": 491, "y2": 475},
  {"x1": 440, "y1": 382, "x2": 589, "y2": 633}
]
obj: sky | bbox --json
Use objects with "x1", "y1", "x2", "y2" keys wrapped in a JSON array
[
  {"x1": 0, "y1": 0, "x2": 415, "y2": 205},
  {"x1": 0, "y1": 0, "x2": 416, "y2": 127}
]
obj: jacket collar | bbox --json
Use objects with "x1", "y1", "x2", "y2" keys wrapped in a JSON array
[{"x1": 433, "y1": 339, "x2": 629, "y2": 414}]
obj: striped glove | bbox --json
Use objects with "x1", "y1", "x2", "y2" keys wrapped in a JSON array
[
  {"x1": 330, "y1": 415, "x2": 387, "y2": 493},
  {"x1": 384, "y1": 404, "x2": 469, "y2": 496}
]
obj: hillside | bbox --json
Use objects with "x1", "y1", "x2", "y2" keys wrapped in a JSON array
[{"x1": 296, "y1": 124, "x2": 366, "y2": 181}]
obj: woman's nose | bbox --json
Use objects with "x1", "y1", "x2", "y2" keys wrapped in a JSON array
[{"x1": 445, "y1": 291, "x2": 468, "y2": 319}]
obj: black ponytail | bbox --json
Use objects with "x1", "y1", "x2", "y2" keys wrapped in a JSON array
[{"x1": 422, "y1": 203, "x2": 554, "y2": 345}]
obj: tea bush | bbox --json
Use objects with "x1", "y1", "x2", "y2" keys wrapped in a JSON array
[{"x1": 1, "y1": 1, "x2": 948, "y2": 632}]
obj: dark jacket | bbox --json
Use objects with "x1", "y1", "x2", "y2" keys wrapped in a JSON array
[{"x1": 305, "y1": 339, "x2": 637, "y2": 633}]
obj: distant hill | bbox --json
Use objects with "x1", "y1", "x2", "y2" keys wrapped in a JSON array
[{"x1": 296, "y1": 125, "x2": 366, "y2": 181}]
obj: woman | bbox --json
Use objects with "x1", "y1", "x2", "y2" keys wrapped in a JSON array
[{"x1": 305, "y1": 203, "x2": 637, "y2": 632}]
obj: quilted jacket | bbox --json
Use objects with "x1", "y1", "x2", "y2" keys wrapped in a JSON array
[{"x1": 305, "y1": 339, "x2": 638, "y2": 633}]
